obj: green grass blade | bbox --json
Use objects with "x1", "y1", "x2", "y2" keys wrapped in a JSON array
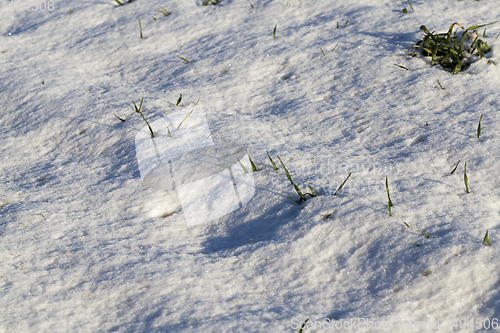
[
  {"x1": 176, "y1": 99, "x2": 200, "y2": 129},
  {"x1": 388, "y1": 202, "x2": 392, "y2": 216},
  {"x1": 298, "y1": 319, "x2": 309, "y2": 333},
  {"x1": 155, "y1": 8, "x2": 170, "y2": 16},
  {"x1": 267, "y1": 150, "x2": 278, "y2": 173},
  {"x1": 114, "y1": 0, "x2": 124, "y2": 5},
  {"x1": 114, "y1": 114, "x2": 126, "y2": 122},
  {"x1": 477, "y1": 114, "x2": 483, "y2": 138},
  {"x1": 450, "y1": 160, "x2": 460, "y2": 174},
  {"x1": 331, "y1": 43, "x2": 339, "y2": 52},
  {"x1": 407, "y1": 0, "x2": 414, "y2": 11},
  {"x1": 437, "y1": 80, "x2": 444, "y2": 89},
  {"x1": 394, "y1": 64, "x2": 409, "y2": 70},
  {"x1": 421, "y1": 230, "x2": 429, "y2": 238},
  {"x1": 320, "y1": 47, "x2": 325, "y2": 55},
  {"x1": 167, "y1": 126, "x2": 171, "y2": 137},
  {"x1": 273, "y1": 24, "x2": 277, "y2": 37},
  {"x1": 414, "y1": 242, "x2": 420, "y2": 246},
  {"x1": 246, "y1": 149, "x2": 258, "y2": 171},
  {"x1": 176, "y1": 94, "x2": 182, "y2": 106},
  {"x1": 386, "y1": 177, "x2": 393, "y2": 207},
  {"x1": 247, "y1": 0, "x2": 254, "y2": 8},
  {"x1": 138, "y1": 19, "x2": 143, "y2": 39},
  {"x1": 483, "y1": 230, "x2": 490, "y2": 246},
  {"x1": 459, "y1": 22, "x2": 498, "y2": 55},
  {"x1": 334, "y1": 172, "x2": 352, "y2": 196},
  {"x1": 237, "y1": 158, "x2": 248, "y2": 173},
  {"x1": 133, "y1": 97, "x2": 155, "y2": 138},
  {"x1": 177, "y1": 56, "x2": 191, "y2": 63},
  {"x1": 305, "y1": 181, "x2": 316, "y2": 196},
  {"x1": 464, "y1": 162, "x2": 469, "y2": 193},
  {"x1": 277, "y1": 155, "x2": 304, "y2": 200}
]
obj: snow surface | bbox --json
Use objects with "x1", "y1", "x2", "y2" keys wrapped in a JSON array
[{"x1": 1, "y1": 0, "x2": 500, "y2": 332}]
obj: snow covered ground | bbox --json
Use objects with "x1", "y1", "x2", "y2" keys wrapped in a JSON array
[{"x1": 1, "y1": 0, "x2": 500, "y2": 331}]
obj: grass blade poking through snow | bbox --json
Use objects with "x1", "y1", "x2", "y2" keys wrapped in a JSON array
[
  {"x1": 437, "y1": 80, "x2": 444, "y2": 89},
  {"x1": 483, "y1": 230, "x2": 490, "y2": 246},
  {"x1": 273, "y1": 24, "x2": 277, "y2": 38},
  {"x1": 320, "y1": 47, "x2": 325, "y2": 55},
  {"x1": 246, "y1": 149, "x2": 258, "y2": 171},
  {"x1": 386, "y1": 177, "x2": 393, "y2": 216},
  {"x1": 155, "y1": 9, "x2": 170, "y2": 16},
  {"x1": 277, "y1": 155, "x2": 304, "y2": 203},
  {"x1": 176, "y1": 94, "x2": 182, "y2": 106},
  {"x1": 407, "y1": 0, "x2": 414, "y2": 11},
  {"x1": 334, "y1": 172, "x2": 352, "y2": 196},
  {"x1": 177, "y1": 56, "x2": 191, "y2": 64},
  {"x1": 477, "y1": 114, "x2": 483, "y2": 138},
  {"x1": 177, "y1": 99, "x2": 200, "y2": 130},
  {"x1": 133, "y1": 97, "x2": 155, "y2": 138},
  {"x1": 394, "y1": 64, "x2": 409, "y2": 70},
  {"x1": 298, "y1": 319, "x2": 309, "y2": 333},
  {"x1": 464, "y1": 162, "x2": 469, "y2": 193},
  {"x1": 237, "y1": 158, "x2": 249, "y2": 173},
  {"x1": 247, "y1": 0, "x2": 254, "y2": 9},
  {"x1": 450, "y1": 160, "x2": 460, "y2": 174},
  {"x1": 267, "y1": 150, "x2": 278, "y2": 173},
  {"x1": 114, "y1": 114, "x2": 126, "y2": 122},
  {"x1": 138, "y1": 19, "x2": 143, "y2": 39},
  {"x1": 114, "y1": 0, "x2": 124, "y2": 5}
]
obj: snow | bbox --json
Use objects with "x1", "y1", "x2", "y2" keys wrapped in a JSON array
[{"x1": 1, "y1": 0, "x2": 500, "y2": 332}]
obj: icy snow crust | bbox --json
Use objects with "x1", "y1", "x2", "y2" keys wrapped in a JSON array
[{"x1": 1, "y1": 0, "x2": 500, "y2": 332}]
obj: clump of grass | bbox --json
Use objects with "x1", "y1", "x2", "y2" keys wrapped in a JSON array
[
  {"x1": 267, "y1": 150, "x2": 278, "y2": 173},
  {"x1": 386, "y1": 177, "x2": 393, "y2": 216},
  {"x1": 483, "y1": 230, "x2": 490, "y2": 246},
  {"x1": 334, "y1": 172, "x2": 352, "y2": 196},
  {"x1": 277, "y1": 156, "x2": 316, "y2": 204},
  {"x1": 202, "y1": 0, "x2": 221, "y2": 5},
  {"x1": 477, "y1": 114, "x2": 483, "y2": 138},
  {"x1": 450, "y1": 159, "x2": 460, "y2": 174},
  {"x1": 464, "y1": 162, "x2": 469, "y2": 193},
  {"x1": 411, "y1": 21, "x2": 497, "y2": 74},
  {"x1": 133, "y1": 97, "x2": 155, "y2": 138}
]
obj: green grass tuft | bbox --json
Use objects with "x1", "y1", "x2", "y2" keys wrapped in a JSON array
[
  {"x1": 277, "y1": 156, "x2": 316, "y2": 204},
  {"x1": 412, "y1": 21, "x2": 497, "y2": 74}
]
